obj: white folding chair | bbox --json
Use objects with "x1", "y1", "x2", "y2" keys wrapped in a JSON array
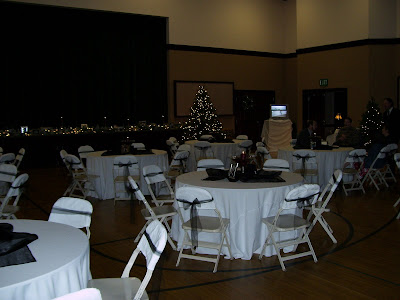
[
  {"x1": 78, "y1": 145, "x2": 94, "y2": 168},
  {"x1": 113, "y1": 155, "x2": 139, "y2": 205},
  {"x1": 0, "y1": 173, "x2": 29, "y2": 219},
  {"x1": 78, "y1": 145, "x2": 94, "y2": 161},
  {"x1": 60, "y1": 150, "x2": 74, "y2": 196},
  {"x1": 196, "y1": 159, "x2": 224, "y2": 171},
  {"x1": 166, "y1": 150, "x2": 189, "y2": 180},
  {"x1": 380, "y1": 143, "x2": 398, "y2": 184},
  {"x1": 193, "y1": 141, "x2": 214, "y2": 161},
  {"x1": 393, "y1": 153, "x2": 400, "y2": 219},
  {"x1": 362, "y1": 144, "x2": 398, "y2": 191},
  {"x1": 236, "y1": 135, "x2": 248, "y2": 140},
  {"x1": 0, "y1": 164, "x2": 18, "y2": 197},
  {"x1": 177, "y1": 144, "x2": 191, "y2": 152},
  {"x1": 48, "y1": 197, "x2": 93, "y2": 239},
  {"x1": 292, "y1": 150, "x2": 318, "y2": 184},
  {"x1": 342, "y1": 149, "x2": 366, "y2": 195},
  {"x1": 52, "y1": 288, "x2": 102, "y2": 300},
  {"x1": 199, "y1": 134, "x2": 213, "y2": 140},
  {"x1": 168, "y1": 136, "x2": 179, "y2": 147},
  {"x1": 259, "y1": 184, "x2": 320, "y2": 271},
  {"x1": 256, "y1": 141, "x2": 265, "y2": 147},
  {"x1": 64, "y1": 154, "x2": 99, "y2": 199},
  {"x1": 175, "y1": 187, "x2": 232, "y2": 273},
  {"x1": 131, "y1": 143, "x2": 146, "y2": 150},
  {"x1": 128, "y1": 177, "x2": 177, "y2": 250},
  {"x1": 88, "y1": 220, "x2": 167, "y2": 300},
  {"x1": 143, "y1": 165, "x2": 174, "y2": 206},
  {"x1": 13, "y1": 148, "x2": 25, "y2": 170},
  {"x1": 263, "y1": 159, "x2": 290, "y2": 172},
  {"x1": 256, "y1": 146, "x2": 272, "y2": 163},
  {"x1": 0, "y1": 153, "x2": 16, "y2": 165},
  {"x1": 305, "y1": 170, "x2": 343, "y2": 243}
]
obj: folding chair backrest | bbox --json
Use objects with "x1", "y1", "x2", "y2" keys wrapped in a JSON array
[
  {"x1": 171, "y1": 150, "x2": 189, "y2": 167},
  {"x1": 197, "y1": 159, "x2": 224, "y2": 171},
  {"x1": 200, "y1": 135, "x2": 213, "y2": 140},
  {"x1": 113, "y1": 155, "x2": 139, "y2": 177},
  {"x1": 166, "y1": 140, "x2": 177, "y2": 152},
  {"x1": 143, "y1": 165, "x2": 167, "y2": 185},
  {"x1": 238, "y1": 140, "x2": 253, "y2": 150},
  {"x1": 263, "y1": 159, "x2": 290, "y2": 172},
  {"x1": 131, "y1": 143, "x2": 146, "y2": 150},
  {"x1": 64, "y1": 154, "x2": 85, "y2": 170},
  {"x1": 168, "y1": 137, "x2": 178, "y2": 143},
  {"x1": 129, "y1": 177, "x2": 158, "y2": 221},
  {"x1": 78, "y1": 145, "x2": 94, "y2": 160},
  {"x1": 236, "y1": 135, "x2": 248, "y2": 140},
  {"x1": 0, "y1": 147, "x2": 3, "y2": 156},
  {"x1": 48, "y1": 197, "x2": 93, "y2": 235},
  {"x1": 194, "y1": 141, "x2": 211, "y2": 150},
  {"x1": 0, "y1": 164, "x2": 18, "y2": 184},
  {"x1": 177, "y1": 144, "x2": 191, "y2": 152},
  {"x1": 345, "y1": 149, "x2": 367, "y2": 164},
  {"x1": 292, "y1": 150, "x2": 317, "y2": 168},
  {"x1": 256, "y1": 142, "x2": 265, "y2": 147},
  {"x1": 176, "y1": 187, "x2": 216, "y2": 210},
  {"x1": 395, "y1": 153, "x2": 400, "y2": 169},
  {"x1": 256, "y1": 146, "x2": 272, "y2": 160},
  {"x1": 284, "y1": 184, "x2": 320, "y2": 209},
  {"x1": 0, "y1": 153, "x2": 15, "y2": 164},
  {"x1": 121, "y1": 219, "x2": 167, "y2": 299},
  {"x1": 377, "y1": 143, "x2": 398, "y2": 160},
  {"x1": 6, "y1": 173, "x2": 29, "y2": 198},
  {"x1": 14, "y1": 148, "x2": 25, "y2": 168},
  {"x1": 60, "y1": 149, "x2": 68, "y2": 163},
  {"x1": 318, "y1": 169, "x2": 343, "y2": 204}
]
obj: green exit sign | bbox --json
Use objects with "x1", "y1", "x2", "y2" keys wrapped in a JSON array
[{"x1": 319, "y1": 79, "x2": 328, "y2": 86}]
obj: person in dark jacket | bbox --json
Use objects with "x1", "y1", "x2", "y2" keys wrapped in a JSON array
[
  {"x1": 382, "y1": 97, "x2": 400, "y2": 142},
  {"x1": 295, "y1": 120, "x2": 317, "y2": 149}
]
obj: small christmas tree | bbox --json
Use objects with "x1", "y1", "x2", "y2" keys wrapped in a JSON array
[
  {"x1": 360, "y1": 98, "x2": 383, "y2": 147},
  {"x1": 182, "y1": 86, "x2": 223, "y2": 140}
]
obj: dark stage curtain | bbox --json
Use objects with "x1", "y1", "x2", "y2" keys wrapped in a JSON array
[{"x1": 2, "y1": 2, "x2": 167, "y2": 129}]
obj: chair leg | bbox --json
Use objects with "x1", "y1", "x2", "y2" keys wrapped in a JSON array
[{"x1": 394, "y1": 197, "x2": 400, "y2": 208}]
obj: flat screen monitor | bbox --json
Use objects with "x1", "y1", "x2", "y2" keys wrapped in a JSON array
[{"x1": 270, "y1": 104, "x2": 288, "y2": 118}]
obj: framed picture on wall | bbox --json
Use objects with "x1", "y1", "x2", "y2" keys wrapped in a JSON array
[{"x1": 174, "y1": 81, "x2": 234, "y2": 117}]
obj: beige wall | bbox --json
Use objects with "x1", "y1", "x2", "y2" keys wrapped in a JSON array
[
  {"x1": 12, "y1": 0, "x2": 290, "y2": 53},
  {"x1": 168, "y1": 50, "x2": 285, "y2": 131}
]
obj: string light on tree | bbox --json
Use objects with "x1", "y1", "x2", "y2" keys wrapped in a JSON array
[
  {"x1": 360, "y1": 98, "x2": 383, "y2": 146},
  {"x1": 182, "y1": 86, "x2": 223, "y2": 140}
]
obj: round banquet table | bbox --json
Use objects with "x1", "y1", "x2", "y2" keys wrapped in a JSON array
[
  {"x1": 0, "y1": 219, "x2": 91, "y2": 300},
  {"x1": 171, "y1": 171, "x2": 304, "y2": 260},
  {"x1": 184, "y1": 139, "x2": 242, "y2": 172},
  {"x1": 277, "y1": 146, "x2": 353, "y2": 187},
  {"x1": 86, "y1": 149, "x2": 168, "y2": 199}
]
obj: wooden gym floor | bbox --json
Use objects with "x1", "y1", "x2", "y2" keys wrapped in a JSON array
[{"x1": 15, "y1": 166, "x2": 400, "y2": 299}]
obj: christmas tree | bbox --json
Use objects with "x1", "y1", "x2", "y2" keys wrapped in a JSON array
[
  {"x1": 182, "y1": 86, "x2": 223, "y2": 140},
  {"x1": 360, "y1": 98, "x2": 383, "y2": 147}
]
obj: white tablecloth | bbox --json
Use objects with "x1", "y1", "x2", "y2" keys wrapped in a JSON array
[
  {"x1": 0, "y1": 219, "x2": 91, "y2": 300},
  {"x1": 171, "y1": 171, "x2": 303, "y2": 260},
  {"x1": 261, "y1": 119, "x2": 293, "y2": 152},
  {"x1": 277, "y1": 146, "x2": 352, "y2": 187},
  {"x1": 185, "y1": 140, "x2": 241, "y2": 172},
  {"x1": 86, "y1": 150, "x2": 168, "y2": 199}
]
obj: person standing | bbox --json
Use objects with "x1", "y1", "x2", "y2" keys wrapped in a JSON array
[{"x1": 382, "y1": 98, "x2": 400, "y2": 142}]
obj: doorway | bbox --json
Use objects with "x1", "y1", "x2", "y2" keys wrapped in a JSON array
[
  {"x1": 234, "y1": 90, "x2": 275, "y2": 142},
  {"x1": 302, "y1": 88, "x2": 347, "y2": 139}
]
